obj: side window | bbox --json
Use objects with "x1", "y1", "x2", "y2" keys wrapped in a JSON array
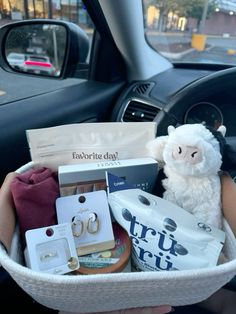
[
  {"x1": 1, "y1": 0, "x2": 94, "y2": 79},
  {"x1": 49, "y1": 0, "x2": 94, "y2": 66}
]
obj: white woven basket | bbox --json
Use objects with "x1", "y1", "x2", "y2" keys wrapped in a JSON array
[{"x1": 1, "y1": 162, "x2": 236, "y2": 313}]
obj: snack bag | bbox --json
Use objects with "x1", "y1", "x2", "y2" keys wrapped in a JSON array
[{"x1": 106, "y1": 173, "x2": 225, "y2": 271}]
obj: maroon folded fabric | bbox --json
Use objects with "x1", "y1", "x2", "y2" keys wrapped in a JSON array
[{"x1": 10, "y1": 167, "x2": 59, "y2": 247}]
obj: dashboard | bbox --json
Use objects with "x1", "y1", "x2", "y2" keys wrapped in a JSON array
[
  {"x1": 111, "y1": 65, "x2": 236, "y2": 179},
  {"x1": 184, "y1": 102, "x2": 224, "y2": 130},
  {"x1": 184, "y1": 100, "x2": 236, "y2": 135},
  {"x1": 112, "y1": 67, "x2": 236, "y2": 137}
]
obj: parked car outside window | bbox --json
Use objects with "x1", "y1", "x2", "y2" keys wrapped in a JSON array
[
  {"x1": 6, "y1": 52, "x2": 25, "y2": 70},
  {"x1": 23, "y1": 55, "x2": 55, "y2": 75}
]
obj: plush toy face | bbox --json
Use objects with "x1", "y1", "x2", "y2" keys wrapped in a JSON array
[
  {"x1": 147, "y1": 124, "x2": 226, "y2": 177},
  {"x1": 171, "y1": 143, "x2": 202, "y2": 165}
]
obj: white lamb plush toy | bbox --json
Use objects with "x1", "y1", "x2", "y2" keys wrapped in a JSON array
[{"x1": 147, "y1": 123, "x2": 226, "y2": 229}]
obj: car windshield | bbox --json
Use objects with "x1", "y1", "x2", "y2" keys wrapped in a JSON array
[{"x1": 143, "y1": 0, "x2": 236, "y2": 66}]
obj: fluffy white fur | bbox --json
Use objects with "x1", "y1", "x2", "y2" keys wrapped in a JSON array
[{"x1": 147, "y1": 124, "x2": 226, "y2": 229}]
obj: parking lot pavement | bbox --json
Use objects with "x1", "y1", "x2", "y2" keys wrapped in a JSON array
[
  {"x1": 159, "y1": 42, "x2": 236, "y2": 64},
  {"x1": 180, "y1": 45, "x2": 236, "y2": 64}
]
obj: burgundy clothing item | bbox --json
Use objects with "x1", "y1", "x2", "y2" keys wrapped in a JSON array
[{"x1": 10, "y1": 167, "x2": 59, "y2": 247}]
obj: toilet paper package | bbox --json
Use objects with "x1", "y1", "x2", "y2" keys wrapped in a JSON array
[{"x1": 106, "y1": 172, "x2": 225, "y2": 272}]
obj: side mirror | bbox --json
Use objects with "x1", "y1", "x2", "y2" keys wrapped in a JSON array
[{"x1": 0, "y1": 19, "x2": 90, "y2": 78}]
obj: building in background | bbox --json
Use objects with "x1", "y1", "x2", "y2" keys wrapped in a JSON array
[
  {"x1": 188, "y1": 0, "x2": 236, "y2": 35},
  {"x1": 205, "y1": 0, "x2": 236, "y2": 35},
  {"x1": 2, "y1": 0, "x2": 236, "y2": 36},
  {"x1": 145, "y1": 0, "x2": 236, "y2": 36},
  {"x1": 0, "y1": 0, "x2": 93, "y2": 29}
]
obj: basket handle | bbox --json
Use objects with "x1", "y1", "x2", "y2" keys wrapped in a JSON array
[{"x1": 15, "y1": 161, "x2": 35, "y2": 174}]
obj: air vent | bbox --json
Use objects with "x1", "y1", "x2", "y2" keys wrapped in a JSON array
[
  {"x1": 133, "y1": 82, "x2": 154, "y2": 95},
  {"x1": 122, "y1": 100, "x2": 160, "y2": 122}
]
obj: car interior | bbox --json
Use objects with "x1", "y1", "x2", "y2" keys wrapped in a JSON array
[{"x1": 0, "y1": 0, "x2": 236, "y2": 313}]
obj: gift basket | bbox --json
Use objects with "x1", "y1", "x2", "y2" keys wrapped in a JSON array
[{"x1": 1, "y1": 161, "x2": 236, "y2": 313}]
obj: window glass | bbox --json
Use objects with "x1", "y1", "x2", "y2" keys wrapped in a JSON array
[
  {"x1": 0, "y1": 0, "x2": 94, "y2": 74},
  {"x1": 143, "y1": 0, "x2": 236, "y2": 66}
]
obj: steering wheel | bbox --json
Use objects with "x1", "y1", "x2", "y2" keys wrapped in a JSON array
[{"x1": 155, "y1": 67, "x2": 236, "y2": 133}]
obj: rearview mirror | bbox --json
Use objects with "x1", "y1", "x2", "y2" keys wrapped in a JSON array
[{"x1": 0, "y1": 20, "x2": 90, "y2": 78}]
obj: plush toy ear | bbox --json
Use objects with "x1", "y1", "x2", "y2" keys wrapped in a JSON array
[
  {"x1": 217, "y1": 125, "x2": 226, "y2": 137},
  {"x1": 167, "y1": 125, "x2": 175, "y2": 135},
  {"x1": 146, "y1": 135, "x2": 169, "y2": 163}
]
